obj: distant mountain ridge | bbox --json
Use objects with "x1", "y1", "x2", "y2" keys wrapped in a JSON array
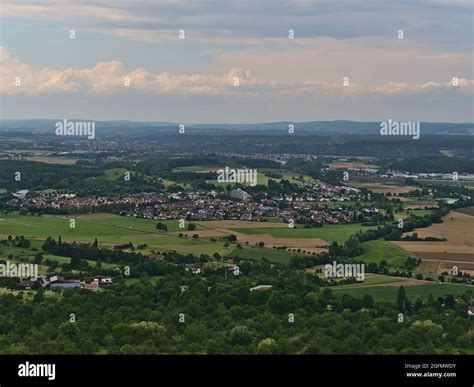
[{"x1": 0, "y1": 119, "x2": 472, "y2": 135}]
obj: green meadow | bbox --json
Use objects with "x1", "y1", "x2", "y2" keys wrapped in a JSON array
[
  {"x1": 226, "y1": 246, "x2": 298, "y2": 266},
  {"x1": 335, "y1": 274, "x2": 410, "y2": 287},
  {"x1": 76, "y1": 213, "x2": 198, "y2": 233},
  {"x1": 0, "y1": 214, "x2": 392, "y2": 265},
  {"x1": 394, "y1": 209, "x2": 433, "y2": 218},
  {"x1": 332, "y1": 283, "x2": 474, "y2": 303},
  {"x1": 0, "y1": 239, "x2": 117, "y2": 271},
  {"x1": 231, "y1": 223, "x2": 378, "y2": 244},
  {"x1": 172, "y1": 165, "x2": 222, "y2": 173},
  {"x1": 206, "y1": 172, "x2": 273, "y2": 186},
  {"x1": 357, "y1": 240, "x2": 408, "y2": 267},
  {"x1": 42, "y1": 254, "x2": 117, "y2": 269},
  {"x1": 182, "y1": 165, "x2": 319, "y2": 186},
  {"x1": 0, "y1": 214, "x2": 149, "y2": 243},
  {"x1": 124, "y1": 275, "x2": 162, "y2": 285},
  {"x1": 0, "y1": 214, "x2": 231, "y2": 257},
  {"x1": 0, "y1": 213, "x2": 194, "y2": 239},
  {"x1": 0, "y1": 288, "x2": 60, "y2": 301}
]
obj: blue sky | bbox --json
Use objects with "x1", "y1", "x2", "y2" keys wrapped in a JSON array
[{"x1": 1, "y1": 0, "x2": 472, "y2": 123}]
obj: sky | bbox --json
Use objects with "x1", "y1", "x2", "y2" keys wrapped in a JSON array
[{"x1": 0, "y1": 0, "x2": 473, "y2": 123}]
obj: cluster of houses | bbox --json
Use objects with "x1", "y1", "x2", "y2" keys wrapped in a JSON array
[
  {"x1": 7, "y1": 192, "x2": 166, "y2": 211},
  {"x1": 179, "y1": 261, "x2": 274, "y2": 293},
  {"x1": 8, "y1": 177, "x2": 389, "y2": 225},
  {"x1": 112, "y1": 183, "x2": 378, "y2": 224},
  {"x1": 50, "y1": 275, "x2": 113, "y2": 290},
  {"x1": 185, "y1": 263, "x2": 241, "y2": 276},
  {"x1": 217, "y1": 151, "x2": 317, "y2": 165},
  {"x1": 20, "y1": 275, "x2": 113, "y2": 290},
  {"x1": 387, "y1": 171, "x2": 474, "y2": 181},
  {"x1": 336, "y1": 167, "x2": 474, "y2": 182}
]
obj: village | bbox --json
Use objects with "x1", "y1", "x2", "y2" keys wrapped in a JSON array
[{"x1": 6, "y1": 181, "x2": 388, "y2": 225}]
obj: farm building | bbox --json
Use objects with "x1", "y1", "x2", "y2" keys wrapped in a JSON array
[
  {"x1": 93, "y1": 275, "x2": 113, "y2": 284},
  {"x1": 250, "y1": 285, "x2": 273, "y2": 292},
  {"x1": 113, "y1": 243, "x2": 133, "y2": 250},
  {"x1": 50, "y1": 277, "x2": 82, "y2": 289},
  {"x1": 148, "y1": 253, "x2": 164, "y2": 261}
]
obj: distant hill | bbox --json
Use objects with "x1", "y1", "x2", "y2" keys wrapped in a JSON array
[
  {"x1": 389, "y1": 155, "x2": 474, "y2": 174},
  {"x1": 0, "y1": 119, "x2": 472, "y2": 136}
]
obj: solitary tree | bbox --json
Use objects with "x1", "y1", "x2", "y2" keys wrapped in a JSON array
[
  {"x1": 156, "y1": 222, "x2": 168, "y2": 232},
  {"x1": 34, "y1": 252, "x2": 43, "y2": 264},
  {"x1": 397, "y1": 285, "x2": 408, "y2": 312}
]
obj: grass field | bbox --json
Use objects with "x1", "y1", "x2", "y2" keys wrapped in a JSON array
[
  {"x1": 222, "y1": 173, "x2": 314, "y2": 186},
  {"x1": 226, "y1": 246, "x2": 297, "y2": 265},
  {"x1": 22, "y1": 156, "x2": 77, "y2": 165},
  {"x1": 0, "y1": 213, "x2": 200, "y2": 240},
  {"x1": 266, "y1": 217, "x2": 283, "y2": 223},
  {"x1": 0, "y1": 287, "x2": 59, "y2": 301},
  {"x1": 357, "y1": 240, "x2": 408, "y2": 267},
  {"x1": 0, "y1": 240, "x2": 118, "y2": 271},
  {"x1": 315, "y1": 273, "x2": 412, "y2": 287},
  {"x1": 0, "y1": 214, "x2": 229, "y2": 257},
  {"x1": 0, "y1": 242, "x2": 50, "y2": 274},
  {"x1": 178, "y1": 165, "x2": 319, "y2": 186},
  {"x1": 332, "y1": 282, "x2": 474, "y2": 302},
  {"x1": 348, "y1": 178, "x2": 417, "y2": 194},
  {"x1": 327, "y1": 161, "x2": 378, "y2": 170},
  {"x1": 0, "y1": 214, "x2": 397, "y2": 266},
  {"x1": 161, "y1": 178, "x2": 190, "y2": 189},
  {"x1": 124, "y1": 276, "x2": 162, "y2": 285},
  {"x1": 86, "y1": 169, "x2": 174, "y2": 187},
  {"x1": 440, "y1": 150, "x2": 454, "y2": 157},
  {"x1": 0, "y1": 214, "x2": 290, "y2": 260},
  {"x1": 395, "y1": 210, "x2": 474, "y2": 256},
  {"x1": 417, "y1": 179, "x2": 474, "y2": 187},
  {"x1": 231, "y1": 223, "x2": 377, "y2": 243},
  {"x1": 172, "y1": 166, "x2": 222, "y2": 173},
  {"x1": 356, "y1": 274, "x2": 409, "y2": 286},
  {"x1": 257, "y1": 168, "x2": 319, "y2": 184},
  {"x1": 43, "y1": 254, "x2": 117, "y2": 269},
  {"x1": 312, "y1": 200, "x2": 374, "y2": 206},
  {"x1": 76, "y1": 213, "x2": 197, "y2": 233},
  {"x1": 82, "y1": 168, "x2": 129, "y2": 182},
  {"x1": 394, "y1": 209, "x2": 433, "y2": 218},
  {"x1": 0, "y1": 214, "x2": 148, "y2": 243},
  {"x1": 206, "y1": 172, "x2": 275, "y2": 186}
]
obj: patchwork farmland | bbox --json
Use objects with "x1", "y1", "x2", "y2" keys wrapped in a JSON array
[{"x1": 393, "y1": 209, "x2": 474, "y2": 275}]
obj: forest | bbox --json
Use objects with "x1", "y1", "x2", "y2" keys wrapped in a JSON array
[{"x1": 0, "y1": 269, "x2": 471, "y2": 355}]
